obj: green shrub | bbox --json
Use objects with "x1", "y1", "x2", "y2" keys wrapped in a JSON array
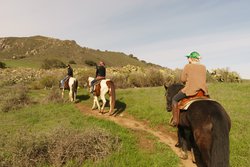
[
  {"x1": 85, "y1": 60, "x2": 97, "y2": 66},
  {"x1": 128, "y1": 71, "x2": 147, "y2": 87},
  {"x1": 210, "y1": 68, "x2": 241, "y2": 82},
  {"x1": 42, "y1": 88, "x2": 65, "y2": 104},
  {"x1": 0, "y1": 61, "x2": 6, "y2": 68},
  {"x1": 68, "y1": 60, "x2": 76, "y2": 64},
  {"x1": 41, "y1": 59, "x2": 66, "y2": 69},
  {"x1": 40, "y1": 75, "x2": 58, "y2": 88},
  {"x1": 77, "y1": 68, "x2": 95, "y2": 88},
  {"x1": 1, "y1": 85, "x2": 30, "y2": 112},
  {"x1": 110, "y1": 73, "x2": 129, "y2": 88}
]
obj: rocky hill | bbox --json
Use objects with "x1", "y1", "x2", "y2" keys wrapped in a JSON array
[{"x1": 0, "y1": 36, "x2": 151, "y2": 68}]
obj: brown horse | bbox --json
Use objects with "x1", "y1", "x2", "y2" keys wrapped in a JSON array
[{"x1": 164, "y1": 83, "x2": 231, "y2": 167}]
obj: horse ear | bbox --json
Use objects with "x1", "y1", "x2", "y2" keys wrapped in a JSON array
[{"x1": 164, "y1": 84, "x2": 168, "y2": 90}]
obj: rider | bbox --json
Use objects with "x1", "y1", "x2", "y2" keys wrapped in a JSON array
[
  {"x1": 90, "y1": 61, "x2": 106, "y2": 93},
  {"x1": 61, "y1": 64, "x2": 73, "y2": 88},
  {"x1": 170, "y1": 51, "x2": 208, "y2": 127}
]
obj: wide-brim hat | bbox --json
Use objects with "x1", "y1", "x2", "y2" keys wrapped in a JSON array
[{"x1": 186, "y1": 51, "x2": 201, "y2": 59}]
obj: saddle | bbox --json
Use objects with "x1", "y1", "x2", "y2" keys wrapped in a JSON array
[
  {"x1": 92, "y1": 79, "x2": 105, "y2": 96},
  {"x1": 170, "y1": 90, "x2": 210, "y2": 127},
  {"x1": 64, "y1": 79, "x2": 70, "y2": 90},
  {"x1": 60, "y1": 77, "x2": 70, "y2": 90},
  {"x1": 178, "y1": 90, "x2": 210, "y2": 110}
]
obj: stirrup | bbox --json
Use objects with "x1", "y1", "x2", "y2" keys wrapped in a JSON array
[{"x1": 169, "y1": 116, "x2": 177, "y2": 127}]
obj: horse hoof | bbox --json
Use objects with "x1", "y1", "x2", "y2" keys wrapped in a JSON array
[
  {"x1": 179, "y1": 150, "x2": 188, "y2": 160},
  {"x1": 175, "y1": 142, "x2": 181, "y2": 148}
]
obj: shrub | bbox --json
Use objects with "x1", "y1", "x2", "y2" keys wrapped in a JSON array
[
  {"x1": 42, "y1": 88, "x2": 66, "y2": 104},
  {"x1": 210, "y1": 68, "x2": 241, "y2": 83},
  {"x1": 128, "y1": 71, "x2": 147, "y2": 87},
  {"x1": 41, "y1": 59, "x2": 66, "y2": 69},
  {"x1": 77, "y1": 68, "x2": 95, "y2": 88},
  {"x1": 110, "y1": 73, "x2": 129, "y2": 88},
  {"x1": 0, "y1": 61, "x2": 6, "y2": 68},
  {"x1": 1, "y1": 85, "x2": 30, "y2": 112},
  {"x1": 85, "y1": 60, "x2": 97, "y2": 66},
  {"x1": 40, "y1": 75, "x2": 59, "y2": 88},
  {"x1": 68, "y1": 60, "x2": 76, "y2": 64},
  {"x1": 1, "y1": 127, "x2": 121, "y2": 166}
]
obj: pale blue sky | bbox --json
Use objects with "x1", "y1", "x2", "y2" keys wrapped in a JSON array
[{"x1": 1, "y1": 0, "x2": 250, "y2": 79}]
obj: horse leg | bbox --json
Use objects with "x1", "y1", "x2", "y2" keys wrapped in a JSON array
[
  {"x1": 92, "y1": 96, "x2": 100, "y2": 111},
  {"x1": 61, "y1": 88, "x2": 64, "y2": 98},
  {"x1": 69, "y1": 90, "x2": 73, "y2": 102},
  {"x1": 100, "y1": 94, "x2": 106, "y2": 113},
  {"x1": 193, "y1": 126, "x2": 212, "y2": 167},
  {"x1": 178, "y1": 126, "x2": 188, "y2": 160}
]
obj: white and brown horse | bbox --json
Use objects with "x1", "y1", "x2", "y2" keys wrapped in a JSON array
[
  {"x1": 87, "y1": 77, "x2": 116, "y2": 115},
  {"x1": 60, "y1": 77, "x2": 78, "y2": 102}
]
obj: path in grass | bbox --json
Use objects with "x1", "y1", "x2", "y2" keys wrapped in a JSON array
[{"x1": 76, "y1": 103, "x2": 196, "y2": 167}]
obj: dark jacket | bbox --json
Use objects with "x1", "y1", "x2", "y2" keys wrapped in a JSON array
[
  {"x1": 95, "y1": 65, "x2": 106, "y2": 79},
  {"x1": 67, "y1": 67, "x2": 73, "y2": 77}
]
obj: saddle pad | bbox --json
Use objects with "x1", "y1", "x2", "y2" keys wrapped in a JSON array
[{"x1": 179, "y1": 98, "x2": 214, "y2": 110}]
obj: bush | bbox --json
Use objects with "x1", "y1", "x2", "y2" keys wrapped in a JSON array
[
  {"x1": 210, "y1": 68, "x2": 241, "y2": 83},
  {"x1": 0, "y1": 61, "x2": 6, "y2": 68},
  {"x1": 85, "y1": 60, "x2": 97, "y2": 66},
  {"x1": 77, "y1": 68, "x2": 96, "y2": 88},
  {"x1": 40, "y1": 75, "x2": 59, "y2": 88},
  {"x1": 1, "y1": 85, "x2": 30, "y2": 112},
  {"x1": 68, "y1": 60, "x2": 76, "y2": 64},
  {"x1": 42, "y1": 88, "x2": 66, "y2": 104},
  {"x1": 1, "y1": 127, "x2": 121, "y2": 167},
  {"x1": 41, "y1": 59, "x2": 66, "y2": 69}
]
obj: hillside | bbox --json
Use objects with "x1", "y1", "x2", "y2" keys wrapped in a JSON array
[{"x1": 0, "y1": 36, "x2": 151, "y2": 68}]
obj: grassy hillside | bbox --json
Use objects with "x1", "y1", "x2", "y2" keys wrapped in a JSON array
[
  {"x1": 0, "y1": 79, "x2": 250, "y2": 167},
  {"x1": 0, "y1": 36, "x2": 149, "y2": 68}
]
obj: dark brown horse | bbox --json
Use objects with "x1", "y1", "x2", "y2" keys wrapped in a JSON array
[{"x1": 164, "y1": 83, "x2": 231, "y2": 167}]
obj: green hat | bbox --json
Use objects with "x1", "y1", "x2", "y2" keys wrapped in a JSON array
[{"x1": 186, "y1": 51, "x2": 201, "y2": 59}]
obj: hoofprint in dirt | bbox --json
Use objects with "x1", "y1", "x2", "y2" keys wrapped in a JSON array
[{"x1": 76, "y1": 104, "x2": 197, "y2": 167}]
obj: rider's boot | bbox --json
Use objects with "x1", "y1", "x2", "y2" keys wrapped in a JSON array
[{"x1": 170, "y1": 103, "x2": 179, "y2": 127}]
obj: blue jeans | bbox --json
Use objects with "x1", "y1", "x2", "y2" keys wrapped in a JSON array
[{"x1": 172, "y1": 91, "x2": 187, "y2": 105}]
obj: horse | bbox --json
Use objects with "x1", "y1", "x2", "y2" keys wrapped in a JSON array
[
  {"x1": 60, "y1": 77, "x2": 78, "y2": 102},
  {"x1": 164, "y1": 83, "x2": 231, "y2": 167},
  {"x1": 87, "y1": 77, "x2": 116, "y2": 115}
]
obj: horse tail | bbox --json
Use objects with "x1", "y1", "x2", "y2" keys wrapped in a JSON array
[
  {"x1": 107, "y1": 80, "x2": 116, "y2": 113},
  {"x1": 210, "y1": 103, "x2": 230, "y2": 167}
]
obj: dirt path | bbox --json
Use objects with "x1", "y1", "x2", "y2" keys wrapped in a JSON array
[{"x1": 76, "y1": 104, "x2": 196, "y2": 167}]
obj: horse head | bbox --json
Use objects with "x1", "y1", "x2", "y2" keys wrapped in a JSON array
[{"x1": 164, "y1": 83, "x2": 184, "y2": 112}]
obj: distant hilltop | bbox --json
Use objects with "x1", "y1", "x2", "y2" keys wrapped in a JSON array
[{"x1": 0, "y1": 35, "x2": 159, "y2": 68}]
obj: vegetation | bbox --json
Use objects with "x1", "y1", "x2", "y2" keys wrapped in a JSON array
[
  {"x1": 0, "y1": 101, "x2": 179, "y2": 167},
  {"x1": 0, "y1": 61, "x2": 6, "y2": 68},
  {"x1": 41, "y1": 59, "x2": 66, "y2": 69},
  {"x1": 80, "y1": 83, "x2": 250, "y2": 167},
  {"x1": 0, "y1": 35, "x2": 248, "y2": 166}
]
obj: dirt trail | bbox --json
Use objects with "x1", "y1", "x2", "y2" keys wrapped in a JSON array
[{"x1": 76, "y1": 104, "x2": 196, "y2": 167}]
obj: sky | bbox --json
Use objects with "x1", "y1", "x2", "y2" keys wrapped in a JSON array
[{"x1": 1, "y1": 0, "x2": 250, "y2": 79}]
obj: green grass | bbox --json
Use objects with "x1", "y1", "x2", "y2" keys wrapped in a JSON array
[
  {"x1": 1, "y1": 82, "x2": 249, "y2": 167},
  {"x1": 82, "y1": 83, "x2": 250, "y2": 167},
  {"x1": 0, "y1": 101, "x2": 179, "y2": 167}
]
